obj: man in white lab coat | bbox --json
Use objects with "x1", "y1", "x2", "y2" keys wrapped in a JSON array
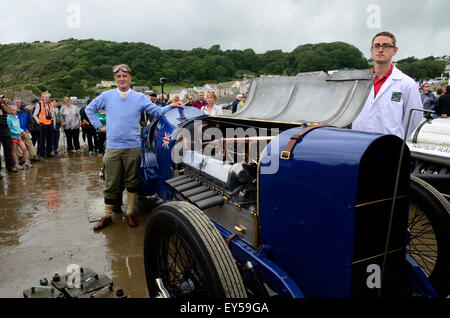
[{"x1": 352, "y1": 31, "x2": 423, "y2": 139}]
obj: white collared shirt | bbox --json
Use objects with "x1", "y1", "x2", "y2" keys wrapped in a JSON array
[
  {"x1": 352, "y1": 66, "x2": 423, "y2": 139},
  {"x1": 117, "y1": 88, "x2": 131, "y2": 99}
]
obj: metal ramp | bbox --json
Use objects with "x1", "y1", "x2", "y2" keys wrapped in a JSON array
[{"x1": 228, "y1": 69, "x2": 375, "y2": 128}]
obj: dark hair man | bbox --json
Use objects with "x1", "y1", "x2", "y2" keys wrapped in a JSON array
[
  {"x1": 435, "y1": 85, "x2": 450, "y2": 116},
  {"x1": 420, "y1": 83, "x2": 437, "y2": 115},
  {"x1": 80, "y1": 100, "x2": 98, "y2": 155},
  {"x1": 149, "y1": 92, "x2": 158, "y2": 103},
  {"x1": 352, "y1": 31, "x2": 423, "y2": 138},
  {"x1": 143, "y1": 92, "x2": 158, "y2": 123},
  {"x1": 184, "y1": 95, "x2": 194, "y2": 106},
  {"x1": 192, "y1": 91, "x2": 208, "y2": 110},
  {"x1": 86, "y1": 64, "x2": 183, "y2": 231}
]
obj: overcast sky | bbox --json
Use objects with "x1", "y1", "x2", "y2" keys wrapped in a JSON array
[{"x1": 0, "y1": 0, "x2": 448, "y2": 60}]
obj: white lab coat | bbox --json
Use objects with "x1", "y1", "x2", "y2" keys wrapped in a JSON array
[{"x1": 352, "y1": 66, "x2": 423, "y2": 139}]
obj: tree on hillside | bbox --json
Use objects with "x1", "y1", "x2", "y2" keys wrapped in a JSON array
[
  {"x1": 1, "y1": 39, "x2": 373, "y2": 97},
  {"x1": 289, "y1": 42, "x2": 369, "y2": 74},
  {"x1": 397, "y1": 57, "x2": 446, "y2": 80},
  {"x1": 261, "y1": 50, "x2": 288, "y2": 74}
]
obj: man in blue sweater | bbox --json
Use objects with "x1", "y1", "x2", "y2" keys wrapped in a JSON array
[{"x1": 86, "y1": 64, "x2": 183, "y2": 231}]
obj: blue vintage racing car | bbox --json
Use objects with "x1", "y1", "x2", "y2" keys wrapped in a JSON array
[{"x1": 138, "y1": 71, "x2": 450, "y2": 298}]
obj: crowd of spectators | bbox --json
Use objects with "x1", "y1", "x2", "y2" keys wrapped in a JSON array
[
  {"x1": 0, "y1": 92, "x2": 110, "y2": 178},
  {"x1": 420, "y1": 83, "x2": 450, "y2": 116},
  {"x1": 0, "y1": 87, "x2": 245, "y2": 178}
]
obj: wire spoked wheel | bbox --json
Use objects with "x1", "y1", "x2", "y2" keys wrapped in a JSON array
[
  {"x1": 408, "y1": 201, "x2": 438, "y2": 276},
  {"x1": 144, "y1": 201, "x2": 247, "y2": 298},
  {"x1": 407, "y1": 176, "x2": 450, "y2": 297},
  {"x1": 155, "y1": 232, "x2": 209, "y2": 298}
]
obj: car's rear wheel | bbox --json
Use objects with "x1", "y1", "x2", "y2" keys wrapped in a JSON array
[{"x1": 408, "y1": 176, "x2": 450, "y2": 297}]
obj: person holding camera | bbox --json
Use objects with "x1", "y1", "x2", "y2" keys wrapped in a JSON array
[
  {"x1": 156, "y1": 77, "x2": 168, "y2": 106},
  {"x1": 0, "y1": 95, "x2": 17, "y2": 176},
  {"x1": 33, "y1": 91, "x2": 55, "y2": 159},
  {"x1": 156, "y1": 93, "x2": 168, "y2": 106}
]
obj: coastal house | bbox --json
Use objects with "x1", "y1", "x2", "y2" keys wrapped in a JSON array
[
  {"x1": 171, "y1": 88, "x2": 190, "y2": 100},
  {"x1": 238, "y1": 79, "x2": 252, "y2": 95},
  {"x1": 260, "y1": 74, "x2": 281, "y2": 79},
  {"x1": 192, "y1": 87, "x2": 206, "y2": 96},
  {"x1": 231, "y1": 81, "x2": 240, "y2": 90},
  {"x1": 179, "y1": 89, "x2": 190, "y2": 100},
  {"x1": 217, "y1": 82, "x2": 234, "y2": 97},
  {"x1": 203, "y1": 83, "x2": 218, "y2": 92}
]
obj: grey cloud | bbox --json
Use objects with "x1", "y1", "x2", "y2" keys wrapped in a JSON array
[{"x1": 0, "y1": 0, "x2": 448, "y2": 60}]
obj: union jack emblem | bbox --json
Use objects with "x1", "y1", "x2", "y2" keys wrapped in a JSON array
[{"x1": 162, "y1": 132, "x2": 171, "y2": 149}]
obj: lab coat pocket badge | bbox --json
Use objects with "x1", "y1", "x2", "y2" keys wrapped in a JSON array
[{"x1": 391, "y1": 91, "x2": 402, "y2": 102}]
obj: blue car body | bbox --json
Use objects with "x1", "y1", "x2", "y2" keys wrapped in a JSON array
[{"x1": 139, "y1": 107, "x2": 438, "y2": 298}]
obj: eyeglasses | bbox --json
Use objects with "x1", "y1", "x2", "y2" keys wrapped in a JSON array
[
  {"x1": 371, "y1": 43, "x2": 395, "y2": 50},
  {"x1": 112, "y1": 65, "x2": 131, "y2": 74}
]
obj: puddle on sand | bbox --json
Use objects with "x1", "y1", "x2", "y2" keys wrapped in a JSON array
[{"x1": 0, "y1": 152, "x2": 149, "y2": 298}]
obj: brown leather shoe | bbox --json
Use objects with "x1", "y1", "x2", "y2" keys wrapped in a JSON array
[
  {"x1": 125, "y1": 214, "x2": 138, "y2": 227},
  {"x1": 93, "y1": 217, "x2": 112, "y2": 231}
]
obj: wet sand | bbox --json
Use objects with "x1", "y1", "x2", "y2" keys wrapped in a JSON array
[{"x1": 0, "y1": 151, "x2": 149, "y2": 298}]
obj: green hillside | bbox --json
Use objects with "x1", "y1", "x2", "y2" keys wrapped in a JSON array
[
  {"x1": 0, "y1": 38, "x2": 372, "y2": 99},
  {"x1": 1, "y1": 38, "x2": 447, "y2": 101}
]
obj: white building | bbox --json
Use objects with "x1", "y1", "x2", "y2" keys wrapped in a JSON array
[
  {"x1": 204, "y1": 83, "x2": 218, "y2": 91},
  {"x1": 445, "y1": 64, "x2": 450, "y2": 73},
  {"x1": 96, "y1": 80, "x2": 116, "y2": 88},
  {"x1": 217, "y1": 82, "x2": 234, "y2": 97}
]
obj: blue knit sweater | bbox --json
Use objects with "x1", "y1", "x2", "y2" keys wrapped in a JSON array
[{"x1": 85, "y1": 89, "x2": 172, "y2": 149}]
